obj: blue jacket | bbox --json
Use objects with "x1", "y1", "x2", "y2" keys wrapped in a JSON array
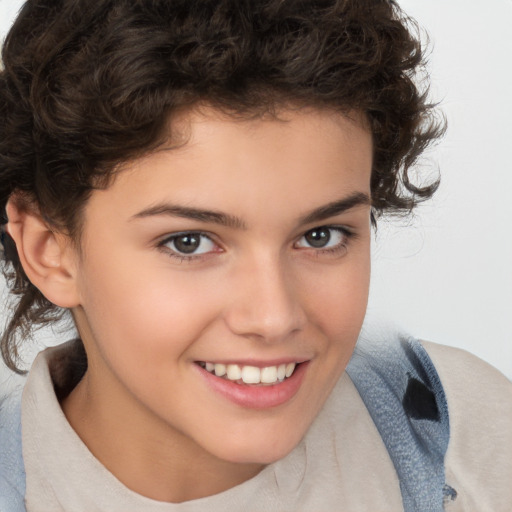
[
  {"x1": 0, "y1": 383, "x2": 24, "y2": 512},
  {"x1": 0, "y1": 336, "x2": 453, "y2": 512}
]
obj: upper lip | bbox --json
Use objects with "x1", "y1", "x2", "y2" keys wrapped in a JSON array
[{"x1": 195, "y1": 358, "x2": 310, "y2": 368}]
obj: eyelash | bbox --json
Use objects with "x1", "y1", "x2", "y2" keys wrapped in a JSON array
[
  {"x1": 157, "y1": 231, "x2": 221, "y2": 263},
  {"x1": 157, "y1": 226, "x2": 355, "y2": 263}
]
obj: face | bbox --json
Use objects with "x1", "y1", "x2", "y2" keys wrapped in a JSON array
[{"x1": 69, "y1": 107, "x2": 372, "y2": 468}]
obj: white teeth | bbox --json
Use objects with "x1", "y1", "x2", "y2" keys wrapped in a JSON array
[
  {"x1": 226, "y1": 364, "x2": 242, "y2": 381},
  {"x1": 204, "y1": 361, "x2": 298, "y2": 384},
  {"x1": 285, "y1": 362, "x2": 296, "y2": 378},
  {"x1": 241, "y1": 366, "x2": 261, "y2": 384},
  {"x1": 214, "y1": 363, "x2": 226, "y2": 377},
  {"x1": 260, "y1": 366, "x2": 278, "y2": 384}
]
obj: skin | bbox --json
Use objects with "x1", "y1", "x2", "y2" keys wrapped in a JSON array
[{"x1": 38, "y1": 107, "x2": 373, "y2": 502}]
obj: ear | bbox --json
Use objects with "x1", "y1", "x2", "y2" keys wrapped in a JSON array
[{"x1": 5, "y1": 197, "x2": 80, "y2": 308}]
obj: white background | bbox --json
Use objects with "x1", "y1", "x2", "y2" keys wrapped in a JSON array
[{"x1": 1, "y1": 0, "x2": 511, "y2": 377}]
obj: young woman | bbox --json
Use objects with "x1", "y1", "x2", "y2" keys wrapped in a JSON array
[{"x1": 1, "y1": 1, "x2": 510, "y2": 511}]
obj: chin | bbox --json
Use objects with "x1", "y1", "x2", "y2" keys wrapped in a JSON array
[{"x1": 209, "y1": 428, "x2": 305, "y2": 465}]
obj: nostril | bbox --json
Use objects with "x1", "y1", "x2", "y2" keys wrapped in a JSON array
[{"x1": 224, "y1": 299, "x2": 305, "y2": 341}]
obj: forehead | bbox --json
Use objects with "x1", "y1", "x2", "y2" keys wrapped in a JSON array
[{"x1": 85, "y1": 106, "x2": 373, "y2": 225}]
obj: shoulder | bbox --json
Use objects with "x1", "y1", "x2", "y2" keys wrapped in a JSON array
[
  {"x1": 346, "y1": 334, "x2": 512, "y2": 511},
  {"x1": 0, "y1": 370, "x2": 27, "y2": 512},
  {"x1": 421, "y1": 341, "x2": 512, "y2": 400},
  {"x1": 422, "y1": 341, "x2": 512, "y2": 407},
  {"x1": 421, "y1": 342, "x2": 512, "y2": 511},
  {"x1": 422, "y1": 341, "x2": 512, "y2": 438}
]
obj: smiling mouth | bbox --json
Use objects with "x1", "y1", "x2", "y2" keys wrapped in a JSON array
[{"x1": 196, "y1": 361, "x2": 298, "y2": 385}]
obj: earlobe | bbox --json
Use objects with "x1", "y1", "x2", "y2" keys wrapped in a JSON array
[{"x1": 5, "y1": 198, "x2": 81, "y2": 308}]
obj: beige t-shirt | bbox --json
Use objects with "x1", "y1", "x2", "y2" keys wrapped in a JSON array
[{"x1": 21, "y1": 341, "x2": 512, "y2": 511}]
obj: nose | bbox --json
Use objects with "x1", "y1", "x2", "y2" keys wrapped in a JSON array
[{"x1": 223, "y1": 256, "x2": 306, "y2": 343}]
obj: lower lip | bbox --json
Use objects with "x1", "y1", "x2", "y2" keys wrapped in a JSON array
[{"x1": 197, "y1": 362, "x2": 309, "y2": 409}]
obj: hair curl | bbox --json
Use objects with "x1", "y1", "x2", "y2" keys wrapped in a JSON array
[{"x1": 0, "y1": 0, "x2": 444, "y2": 372}]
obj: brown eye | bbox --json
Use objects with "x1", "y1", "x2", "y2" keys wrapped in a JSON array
[
  {"x1": 173, "y1": 234, "x2": 201, "y2": 253},
  {"x1": 295, "y1": 226, "x2": 350, "y2": 252},
  {"x1": 304, "y1": 227, "x2": 331, "y2": 248},
  {"x1": 162, "y1": 232, "x2": 217, "y2": 256}
]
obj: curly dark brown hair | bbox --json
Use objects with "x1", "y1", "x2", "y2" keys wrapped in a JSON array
[{"x1": 0, "y1": 0, "x2": 444, "y2": 372}]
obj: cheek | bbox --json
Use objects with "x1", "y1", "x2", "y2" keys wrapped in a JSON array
[
  {"x1": 295, "y1": 255, "x2": 370, "y2": 408},
  {"x1": 302, "y1": 254, "x2": 371, "y2": 337},
  {"x1": 77, "y1": 255, "x2": 222, "y2": 366}
]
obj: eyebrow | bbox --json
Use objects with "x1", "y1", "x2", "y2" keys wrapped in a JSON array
[
  {"x1": 131, "y1": 192, "x2": 370, "y2": 229},
  {"x1": 298, "y1": 192, "x2": 371, "y2": 225},
  {"x1": 131, "y1": 204, "x2": 247, "y2": 229}
]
